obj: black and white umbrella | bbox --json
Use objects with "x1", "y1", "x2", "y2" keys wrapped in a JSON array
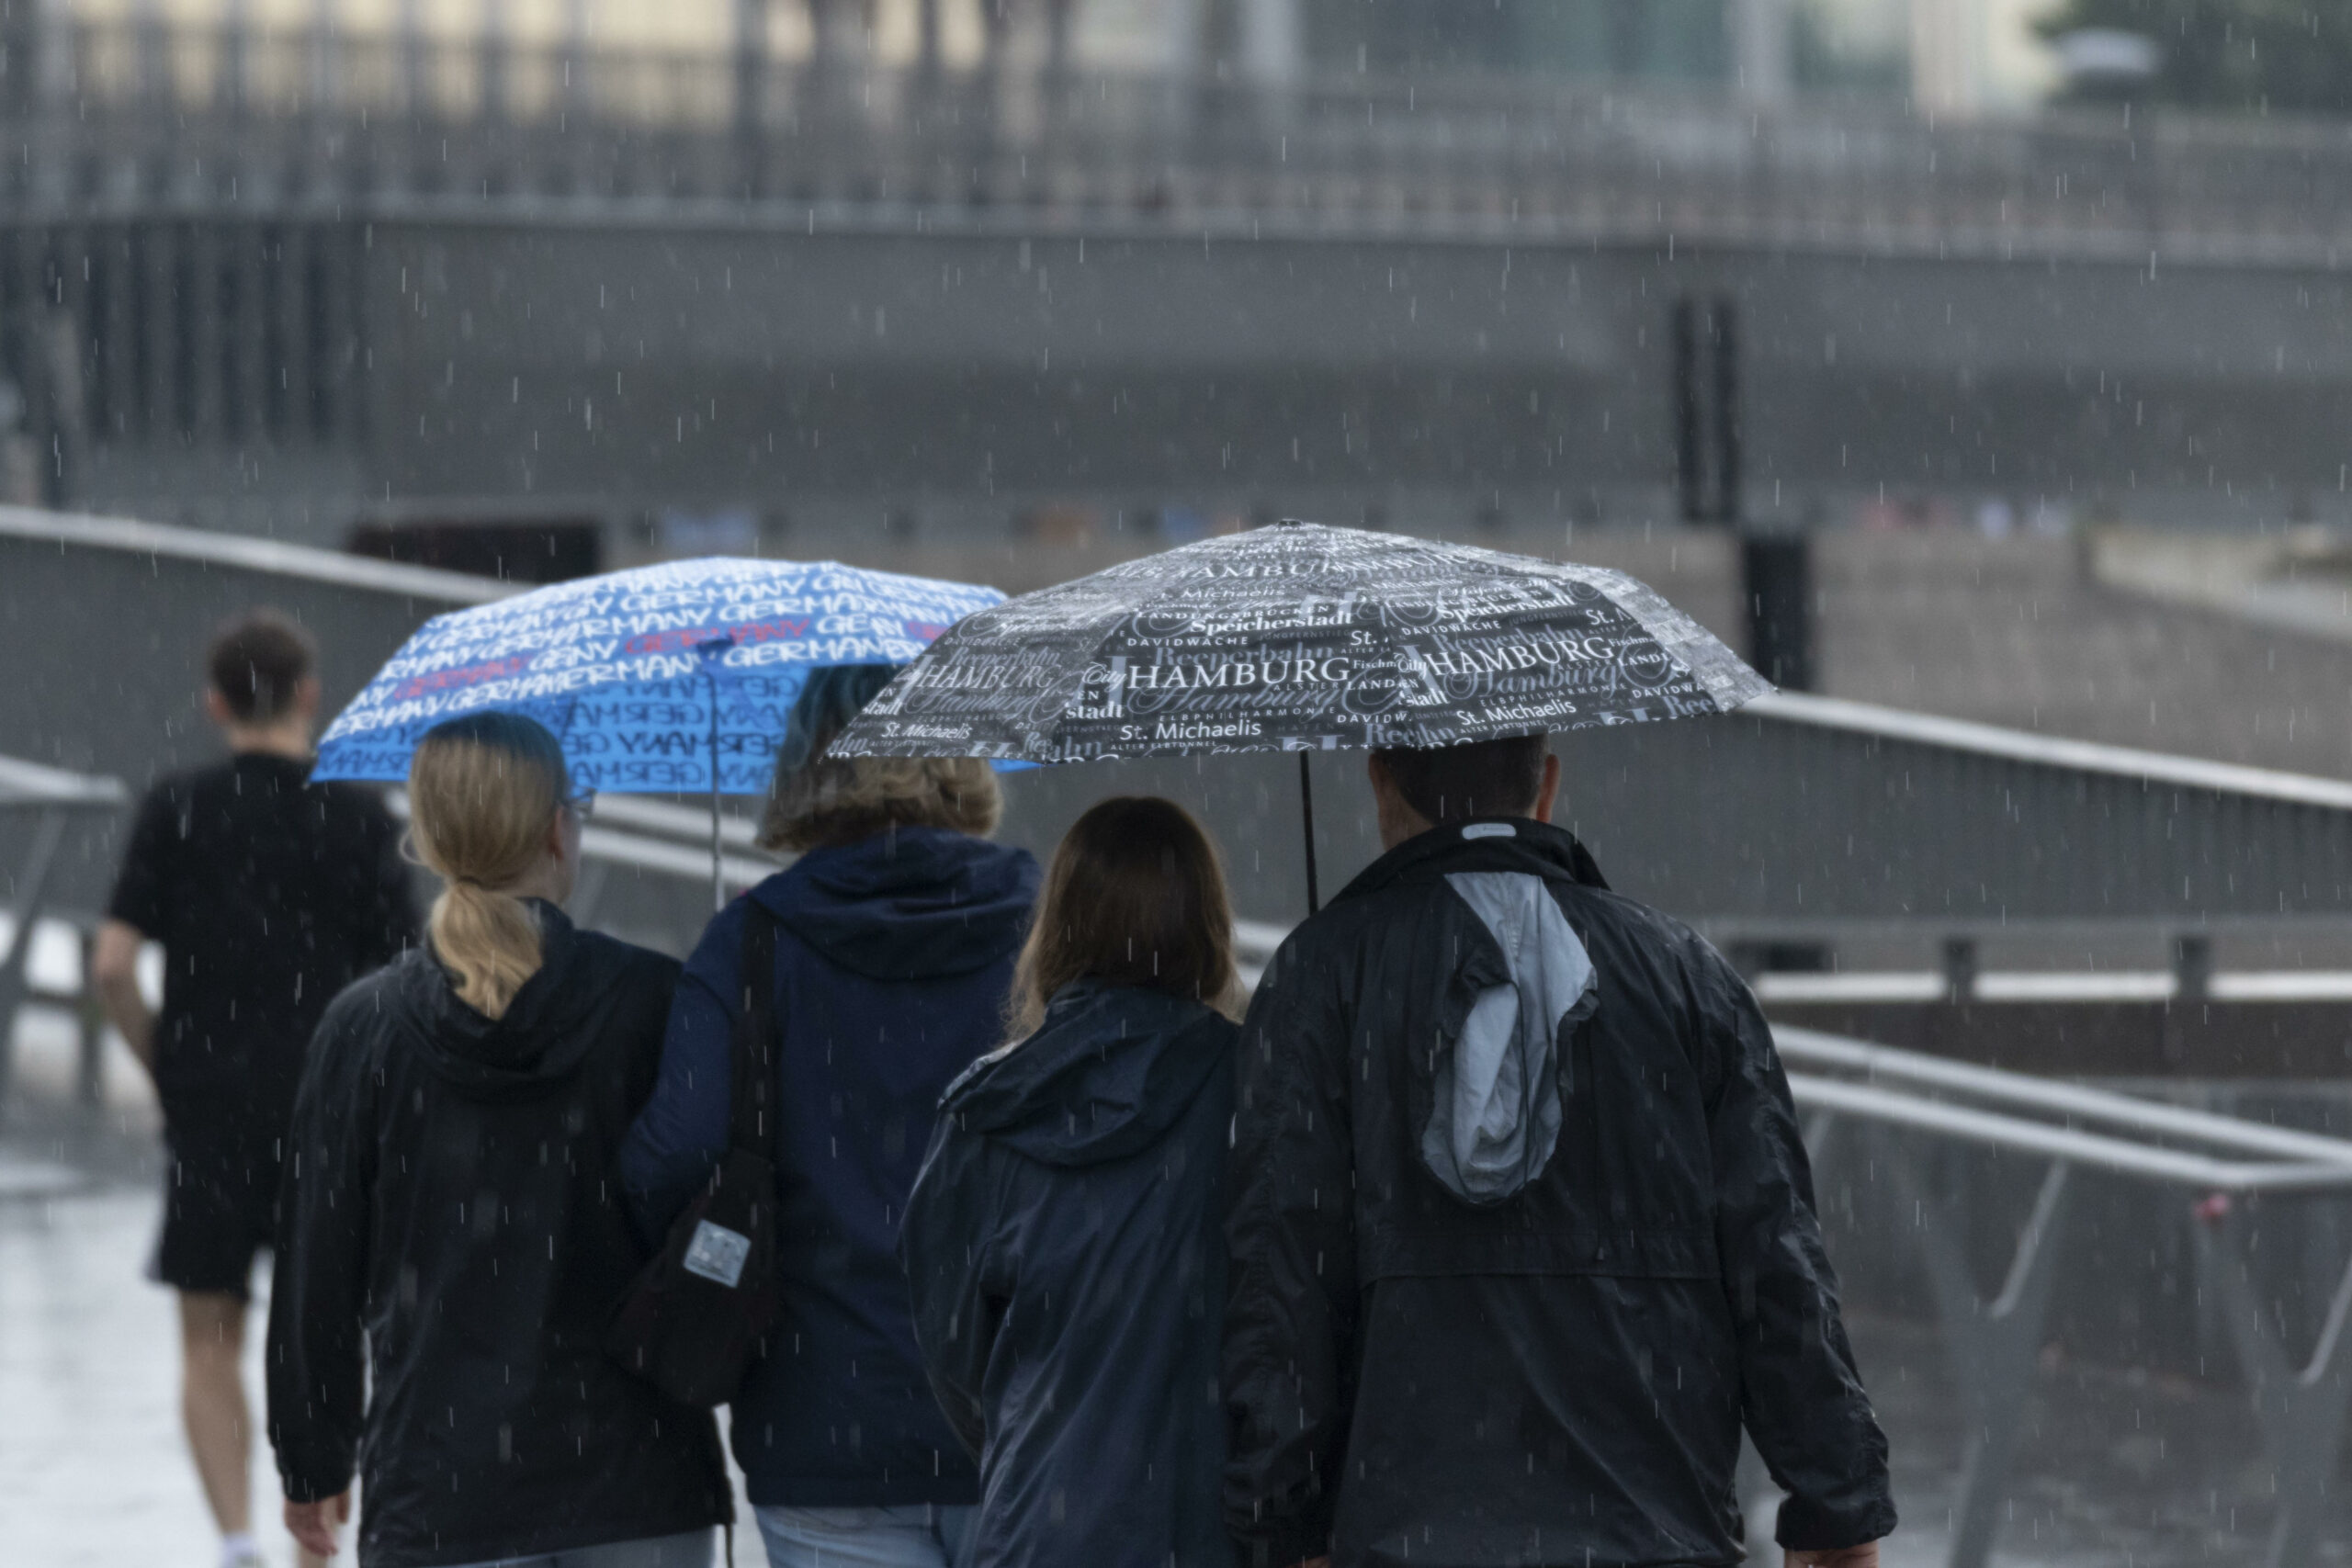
[{"x1": 831, "y1": 520, "x2": 1770, "y2": 908}]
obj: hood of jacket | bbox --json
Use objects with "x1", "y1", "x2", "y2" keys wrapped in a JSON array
[
  {"x1": 1340, "y1": 818, "x2": 1603, "y2": 1206},
  {"x1": 1336, "y1": 814, "x2": 1611, "y2": 905},
  {"x1": 395, "y1": 901, "x2": 638, "y2": 1100},
  {"x1": 759, "y1": 825, "x2": 1038, "y2": 982},
  {"x1": 940, "y1": 978, "x2": 1234, "y2": 1167}
]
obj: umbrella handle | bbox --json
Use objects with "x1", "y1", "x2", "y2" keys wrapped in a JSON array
[
  {"x1": 1298, "y1": 750, "x2": 1319, "y2": 918},
  {"x1": 709, "y1": 670, "x2": 725, "y2": 913}
]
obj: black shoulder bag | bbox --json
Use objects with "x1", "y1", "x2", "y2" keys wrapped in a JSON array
[{"x1": 608, "y1": 904, "x2": 784, "y2": 1407}]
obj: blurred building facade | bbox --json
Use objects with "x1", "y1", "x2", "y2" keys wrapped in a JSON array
[
  {"x1": 0, "y1": 0, "x2": 2337, "y2": 556},
  {"x1": 49, "y1": 0, "x2": 2054, "y2": 113}
]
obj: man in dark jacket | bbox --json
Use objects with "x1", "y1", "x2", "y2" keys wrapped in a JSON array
[{"x1": 1223, "y1": 734, "x2": 1894, "y2": 1568}]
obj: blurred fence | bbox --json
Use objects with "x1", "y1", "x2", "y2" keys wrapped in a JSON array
[
  {"x1": 0, "y1": 18, "x2": 2347, "y2": 265},
  {"x1": 0, "y1": 753, "x2": 126, "y2": 1111},
  {"x1": 1777, "y1": 1027, "x2": 2352, "y2": 1568}
]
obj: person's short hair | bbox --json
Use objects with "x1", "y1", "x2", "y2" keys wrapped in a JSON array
[
  {"x1": 207, "y1": 610, "x2": 317, "y2": 724},
  {"x1": 1006, "y1": 795, "x2": 1237, "y2": 1038},
  {"x1": 757, "y1": 663, "x2": 1003, "y2": 852},
  {"x1": 761, "y1": 753, "x2": 1002, "y2": 852},
  {"x1": 1370, "y1": 733, "x2": 1551, "y2": 825}
]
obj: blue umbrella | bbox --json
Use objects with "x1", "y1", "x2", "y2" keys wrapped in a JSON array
[{"x1": 313, "y1": 557, "x2": 1005, "y2": 904}]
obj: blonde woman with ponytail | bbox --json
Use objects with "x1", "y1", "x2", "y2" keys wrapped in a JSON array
[{"x1": 267, "y1": 713, "x2": 729, "y2": 1568}]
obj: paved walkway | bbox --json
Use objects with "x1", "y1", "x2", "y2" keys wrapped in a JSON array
[
  {"x1": 7, "y1": 1168, "x2": 2312, "y2": 1568},
  {"x1": 0, "y1": 996, "x2": 2334, "y2": 1567},
  {"x1": 3, "y1": 1184, "x2": 231, "y2": 1568}
]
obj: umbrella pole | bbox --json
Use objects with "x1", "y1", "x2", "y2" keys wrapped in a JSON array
[
  {"x1": 708, "y1": 672, "x2": 724, "y2": 913},
  {"x1": 1298, "y1": 750, "x2": 1320, "y2": 917}
]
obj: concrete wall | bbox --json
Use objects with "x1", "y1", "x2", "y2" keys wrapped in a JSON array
[
  {"x1": 34, "y1": 207, "x2": 2352, "y2": 543},
  {"x1": 350, "y1": 215, "x2": 2352, "y2": 537}
]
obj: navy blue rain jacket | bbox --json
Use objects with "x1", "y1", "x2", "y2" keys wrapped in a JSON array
[
  {"x1": 901, "y1": 979, "x2": 1241, "y2": 1568},
  {"x1": 617, "y1": 825, "x2": 1040, "y2": 1506}
]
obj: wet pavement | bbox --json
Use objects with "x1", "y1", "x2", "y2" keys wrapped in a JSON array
[{"x1": 3, "y1": 1001, "x2": 2344, "y2": 1568}]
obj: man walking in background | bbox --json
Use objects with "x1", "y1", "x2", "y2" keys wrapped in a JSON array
[
  {"x1": 1224, "y1": 734, "x2": 1894, "y2": 1568},
  {"x1": 93, "y1": 610, "x2": 415, "y2": 1568}
]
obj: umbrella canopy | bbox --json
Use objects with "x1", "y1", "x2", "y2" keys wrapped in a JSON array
[
  {"x1": 831, "y1": 521, "x2": 1769, "y2": 765},
  {"x1": 313, "y1": 557, "x2": 1004, "y2": 794}
]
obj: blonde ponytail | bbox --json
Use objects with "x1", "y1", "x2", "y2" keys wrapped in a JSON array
[
  {"x1": 406, "y1": 712, "x2": 571, "y2": 1020},
  {"x1": 426, "y1": 883, "x2": 546, "y2": 1019}
]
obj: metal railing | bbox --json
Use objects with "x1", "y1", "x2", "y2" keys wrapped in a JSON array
[
  {"x1": 0, "y1": 754, "x2": 128, "y2": 1111},
  {"x1": 6, "y1": 17, "x2": 2352, "y2": 263},
  {"x1": 1778, "y1": 1026, "x2": 2352, "y2": 1568}
]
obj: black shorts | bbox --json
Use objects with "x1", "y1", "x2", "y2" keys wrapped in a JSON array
[{"x1": 149, "y1": 1122, "x2": 284, "y2": 1300}]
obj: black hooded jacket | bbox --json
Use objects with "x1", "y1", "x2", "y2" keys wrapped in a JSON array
[
  {"x1": 267, "y1": 905, "x2": 730, "y2": 1568},
  {"x1": 1223, "y1": 820, "x2": 1894, "y2": 1568},
  {"x1": 903, "y1": 979, "x2": 1240, "y2": 1568}
]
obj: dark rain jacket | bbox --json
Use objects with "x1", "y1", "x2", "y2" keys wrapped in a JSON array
[
  {"x1": 618, "y1": 825, "x2": 1040, "y2": 1506},
  {"x1": 266, "y1": 904, "x2": 729, "y2": 1568},
  {"x1": 902, "y1": 979, "x2": 1241, "y2": 1568},
  {"x1": 1224, "y1": 818, "x2": 1894, "y2": 1568}
]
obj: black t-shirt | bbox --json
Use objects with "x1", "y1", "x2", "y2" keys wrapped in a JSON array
[{"x1": 107, "y1": 753, "x2": 417, "y2": 1125}]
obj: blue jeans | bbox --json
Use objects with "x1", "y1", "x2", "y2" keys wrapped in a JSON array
[
  {"x1": 754, "y1": 1505, "x2": 972, "y2": 1568},
  {"x1": 439, "y1": 1529, "x2": 716, "y2": 1568}
]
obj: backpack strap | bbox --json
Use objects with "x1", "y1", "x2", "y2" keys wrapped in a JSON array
[{"x1": 728, "y1": 901, "x2": 779, "y2": 1159}]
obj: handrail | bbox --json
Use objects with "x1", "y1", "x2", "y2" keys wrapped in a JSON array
[
  {"x1": 0, "y1": 755, "x2": 130, "y2": 810},
  {"x1": 1234, "y1": 919, "x2": 1291, "y2": 960},
  {"x1": 1752, "y1": 691, "x2": 2352, "y2": 812},
  {"x1": 578, "y1": 825, "x2": 775, "y2": 891},
  {"x1": 1697, "y1": 912, "x2": 2352, "y2": 941},
  {"x1": 1777, "y1": 1027, "x2": 2352, "y2": 1167},
  {"x1": 1786, "y1": 1075, "x2": 2352, "y2": 1193},
  {"x1": 0, "y1": 505, "x2": 514, "y2": 605}
]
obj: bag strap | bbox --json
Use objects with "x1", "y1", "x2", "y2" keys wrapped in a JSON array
[{"x1": 728, "y1": 901, "x2": 779, "y2": 1159}]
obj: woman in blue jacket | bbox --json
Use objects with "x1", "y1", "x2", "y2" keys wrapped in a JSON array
[
  {"x1": 618, "y1": 667, "x2": 1039, "y2": 1568},
  {"x1": 899, "y1": 796, "x2": 1243, "y2": 1568}
]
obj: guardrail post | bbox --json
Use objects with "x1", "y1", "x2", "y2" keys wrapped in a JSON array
[
  {"x1": 2168, "y1": 933, "x2": 2213, "y2": 1065},
  {"x1": 1890, "y1": 1145, "x2": 2071, "y2": 1568},
  {"x1": 1940, "y1": 937, "x2": 1978, "y2": 1003},
  {"x1": 2193, "y1": 1204, "x2": 2352, "y2": 1568},
  {"x1": 0, "y1": 805, "x2": 69, "y2": 1112},
  {"x1": 2175, "y1": 933, "x2": 2214, "y2": 1000}
]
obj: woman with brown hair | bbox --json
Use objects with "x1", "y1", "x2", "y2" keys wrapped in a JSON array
[
  {"x1": 266, "y1": 711, "x2": 729, "y2": 1568},
  {"x1": 899, "y1": 795, "x2": 1244, "y2": 1568}
]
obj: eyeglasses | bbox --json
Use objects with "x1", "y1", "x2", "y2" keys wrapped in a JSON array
[{"x1": 565, "y1": 787, "x2": 597, "y2": 822}]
